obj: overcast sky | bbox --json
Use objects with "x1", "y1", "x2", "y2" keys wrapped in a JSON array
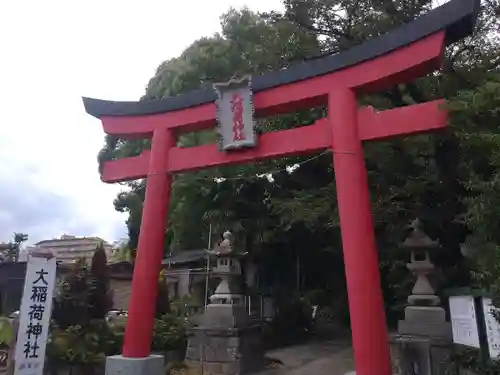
[{"x1": 0, "y1": 0, "x2": 283, "y2": 245}]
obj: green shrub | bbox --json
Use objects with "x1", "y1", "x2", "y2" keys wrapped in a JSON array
[
  {"x1": 447, "y1": 348, "x2": 500, "y2": 375},
  {"x1": 0, "y1": 317, "x2": 13, "y2": 345},
  {"x1": 47, "y1": 248, "x2": 189, "y2": 366},
  {"x1": 152, "y1": 313, "x2": 188, "y2": 352},
  {"x1": 46, "y1": 321, "x2": 120, "y2": 366}
]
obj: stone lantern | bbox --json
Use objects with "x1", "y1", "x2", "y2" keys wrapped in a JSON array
[
  {"x1": 202, "y1": 231, "x2": 249, "y2": 327},
  {"x1": 398, "y1": 218, "x2": 451, "y2": 338},
  {"x1": 185, "y1": 231, "x2": 264, "y2": 375},
  {"x1": 390, "y1": 219, "x2": 452, "y2": 375},
  {"x1": 403, "y1": 219, "x2": 440, "y2": 307}
]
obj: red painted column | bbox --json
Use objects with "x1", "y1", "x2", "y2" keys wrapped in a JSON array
[
  {"x1": 122, "y1": 126, "x2": 175, "y2": 357},
  {"x1": 329, "y1": 89, "x2": 391, "y2": 375}
]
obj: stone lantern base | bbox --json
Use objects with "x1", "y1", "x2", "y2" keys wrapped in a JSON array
[
  {"x1": 389, "y1": 334, "x2": 452, "y2": 375},
  {"x1": 398, "y1": 305, "x2": 452, "y2": 338},
  {"x1": 185, "y1": 325, "x2": 264, "y2": 375}
]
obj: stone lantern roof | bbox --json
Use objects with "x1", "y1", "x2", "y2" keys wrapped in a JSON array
[
  {"x1": 205, "y1": 230, "x2": 247, "y2": 258},
  {"x1": 401, "y1": 219, "x2": 439, "y2": 250}
]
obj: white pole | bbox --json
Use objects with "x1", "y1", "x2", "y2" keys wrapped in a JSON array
[
  {"x1": 296, "y1": 249, "x2": 300, "y2": 291},
  {"x1": 204, "y1": 224, "x2": 212, "y2": 310}
]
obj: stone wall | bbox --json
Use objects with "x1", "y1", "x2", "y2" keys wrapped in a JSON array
[
  {"x1": 110, "y1": 279, "x2": 131, "y2": 310},
  {"x1": 108, "y1": 261, "x2": 133, "y2": 311}
]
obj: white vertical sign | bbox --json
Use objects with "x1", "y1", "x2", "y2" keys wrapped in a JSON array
[
  {"x1": 14, "y1": 255, "x2": 57, "y2": 375},
  {"x1": 449, "y1": 295, "x2": 481, "y2": 348},
  {"x1": 482, "y1": 297, "x2": 500, "y2": 359}
]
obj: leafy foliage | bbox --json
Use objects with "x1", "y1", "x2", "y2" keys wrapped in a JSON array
[
  {"x1": 102, "y1": 7, "x2": 320, "y2": 252},
  {"x1": 443, "y1": 67, "x2": 500, "y2": 374},
  {"x1": 46, "y1": 321, "x2": 118, "y2": 366},
  {"x1": 448, "y1": 73, "x2": 500, "y2": 294},
  {"x1": 156, "y1": 269, "x2": 171, "y2": 317},
  {"x1": 152, "y1": 313, "x2": 188, "y2": 352},
  {"x1": 447, "y1": 347, "x2": 500, "y2": 374},
  {"x1": 47, "y1": 245, "x2": 117, "y2": 368},
  {"x1": 110, "y1": 240, "x2": 134, "y2": 263},
  {"x1": 0, "y1": 317, "x2": 13, "y2": 345}
]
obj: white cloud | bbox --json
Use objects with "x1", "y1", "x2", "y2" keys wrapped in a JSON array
[{"x1": 0, "y1": 0, "x2": 283, "y2": 244}]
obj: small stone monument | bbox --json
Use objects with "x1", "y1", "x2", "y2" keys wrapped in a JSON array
[
  {"x1": 185, "y1": 231, "x2": 264, "y2": 375},
  {"x1": 390, "y1": 219, "x2": 452, "y2": 375}
]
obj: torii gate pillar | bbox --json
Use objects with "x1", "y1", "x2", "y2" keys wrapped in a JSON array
[
  {"x1": 122, "y1": 126, "x2": 175, "y2": 356},
  {"x1": 329, "y1": 89, "x2": 391, "y2": 374}
]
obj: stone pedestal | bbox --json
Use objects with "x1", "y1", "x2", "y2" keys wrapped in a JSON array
[
  {"x1": 458, "y1": 368, "x2": 480, "y2": 375},
  {"x1": 390, "y1": 335, "x2": 452, "y2": 375},
  {"x1": 398, "y1": 306, "x2": 452, "y2": 339},
  {"x1": 185, "y1": 325, "x2": 264, "y2": 375},
  {"x1": 105, "y1": 355, "x2": 164, "y2": 375},
  {"x1": 200, "y1": 301, "x2": 250, "y2": 328}
]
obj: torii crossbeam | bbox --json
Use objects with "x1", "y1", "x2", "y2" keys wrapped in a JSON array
[{"x1": 83, "y1": 0, "x2": 479, "y2": 374}]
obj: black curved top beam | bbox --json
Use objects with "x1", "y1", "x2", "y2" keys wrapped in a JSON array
[{"x1": 83, "y1": 0, "x2": 479, "y2": 119}]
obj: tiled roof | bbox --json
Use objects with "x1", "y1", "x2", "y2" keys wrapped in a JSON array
[{"x1": 162, "y1": 249, "x2": 207, "y2": 265}]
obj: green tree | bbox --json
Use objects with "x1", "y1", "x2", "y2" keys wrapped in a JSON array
[
  {"x1": 48, "y1": 246, "x2": 118, "y2": 368},
  {"x1": 449, "y1": 74, "x2": 500, "y2": 311},
  {"x1": 102, "y1": 7, "x2": 320, "y2": 252},
  {"x1": 52, "y1": 243, "x2": 112, "y2": 329},
  {"x1": 110, "y1": 239, "x2": 134, "y2": 263},
  {"x1": 0, "y1": 232, "x2": 28, "y2": 262},
  {"x1": 273, "y1": 0, "x2": 499, "y2": 319}
]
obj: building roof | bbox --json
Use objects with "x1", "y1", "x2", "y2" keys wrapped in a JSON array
[
  {"x1": 162, "y1": 249, "x2": 207, "y2": 266},
  {"x1": 35, "y1": 235, "x2": 111, "y2": 247}
]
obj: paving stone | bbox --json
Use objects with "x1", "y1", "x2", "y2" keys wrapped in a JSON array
[{"x1": 257, "y1": 340, "x2": 355, "y2": 375}]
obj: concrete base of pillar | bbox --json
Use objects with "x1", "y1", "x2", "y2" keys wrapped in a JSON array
[{"x1": 105, "y1": 354, "x2": 164, "y2": 375}]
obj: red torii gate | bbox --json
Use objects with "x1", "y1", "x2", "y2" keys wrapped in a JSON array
[{"x1": 83, "y1": 0, "x2": 478, "y2": 374}]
